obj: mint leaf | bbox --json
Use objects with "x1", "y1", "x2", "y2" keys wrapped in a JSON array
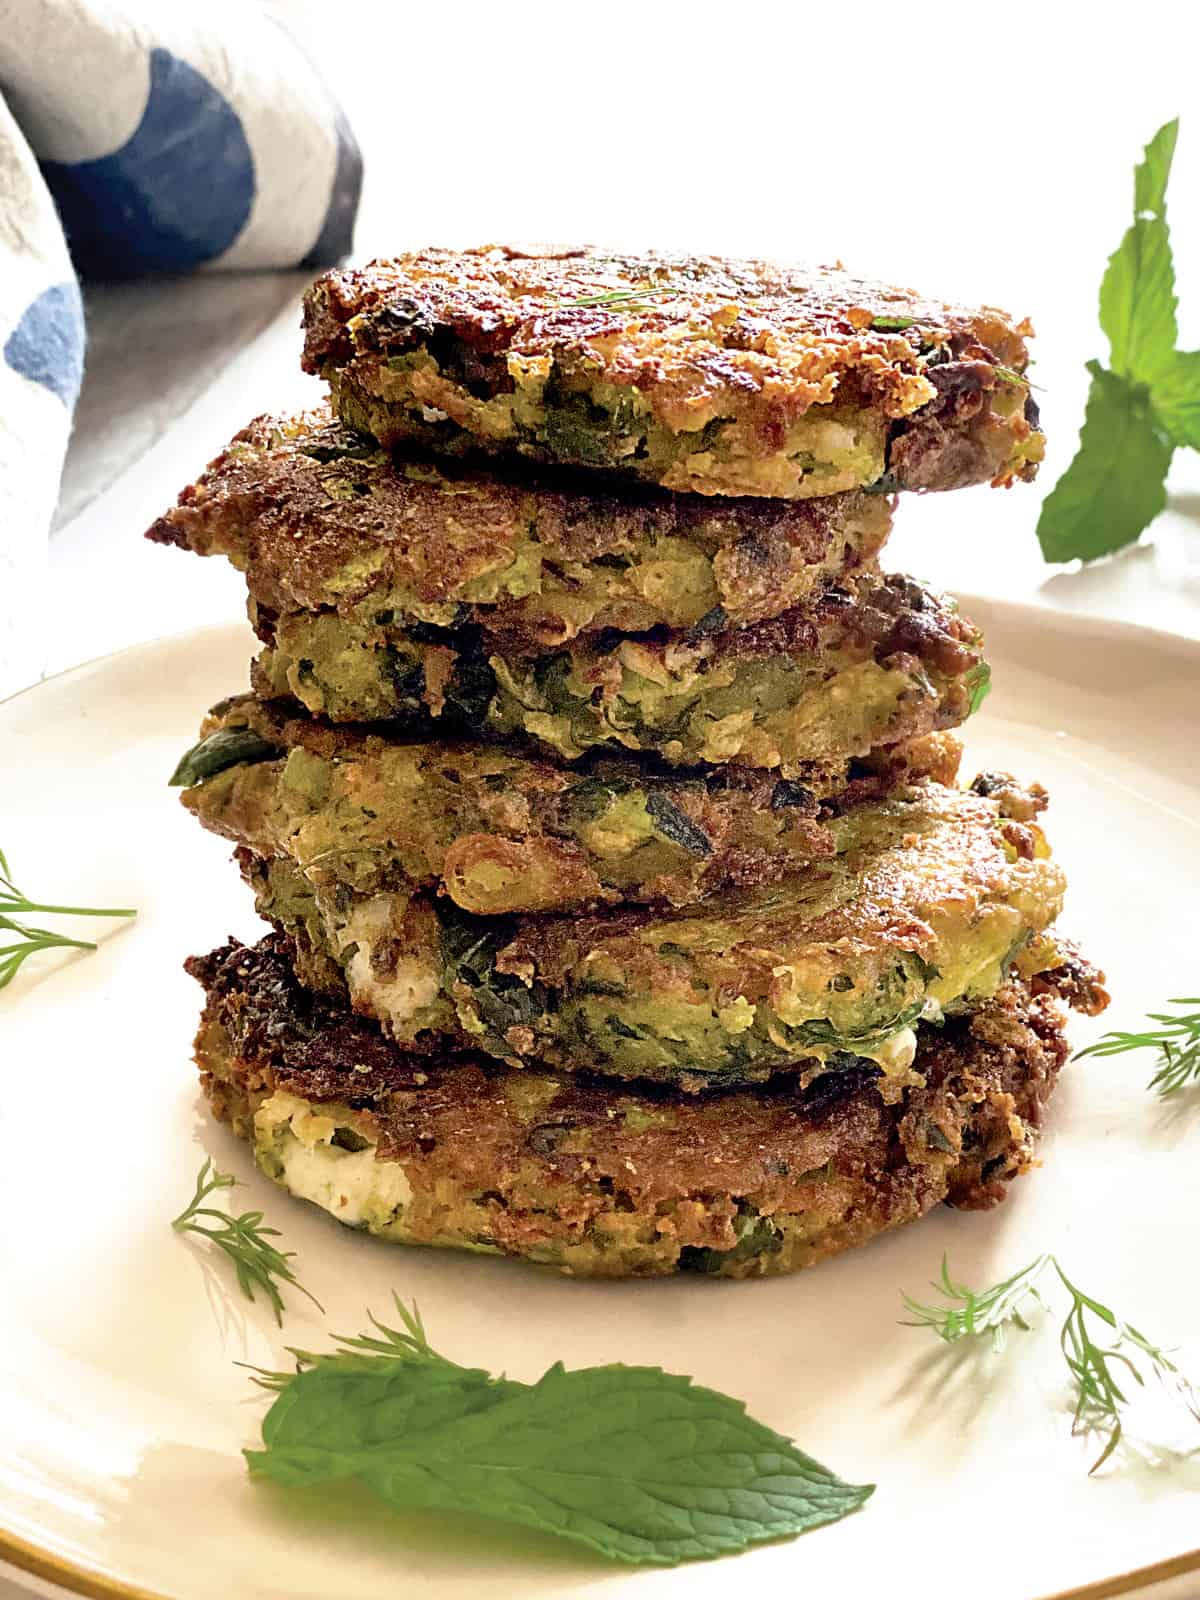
[
  {"x1": 1037, "y1": 364, "x2": 1173, "y2": 563},
  {"x1": 1150, "y1": 348, "x2": 1200, "y2": 450},
  {"x1": 246, "y1": 1308, "x2": 873, "y2": 1565},
  {"x1": 248, "y1": 1297, "x2": 522, "y2": 1478},
  {"x1": 1099, "y1": 118, "x2": 1179, "y2": 384},
  {"x1": 1134, "y1": 117, "x2": 1179, "y2": 216},
  {"x1": 1039, "y1": 119, "x2": 1194, "y2": 566},
  {"x1": 250, "y1": 1364, "x2": 520, "y2": 1486}
]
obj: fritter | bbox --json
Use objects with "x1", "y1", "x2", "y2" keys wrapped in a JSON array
[
  {"x1": 145, "y1": 407, "x2": 892, "y2": 645},
  {"x1": 237, "y1": 779, "x2": 1070, "y2": 1093},
  {"x1": 248, "y1": 570, "x2": 987, "y2": 773},
  {"x1": 302, "y1": 246, "x2": 1044, "y2": 500},
  {"x1": 189, "y1": 935, "x2": 1102, "y2": 1279},
  {"x1": 175, "y1": 692, "x2": 962, "y2": 915}
]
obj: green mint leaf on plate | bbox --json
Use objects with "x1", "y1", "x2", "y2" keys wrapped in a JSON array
[
  {"x1": 1036, "y1": 363, "x2": 1172, "y2": 563},
  {"x1": 1099, "y1": 118, "x2": 1179, "y2": 384},
  {"x1": 247, "y1": 1301, "x2": 873, "y2": 1564}
]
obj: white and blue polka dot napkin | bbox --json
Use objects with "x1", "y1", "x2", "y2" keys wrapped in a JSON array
[{"x1": 0, "y1": 0, "x2": 362, "y2": 697}]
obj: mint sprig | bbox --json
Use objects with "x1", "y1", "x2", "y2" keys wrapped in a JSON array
[
  {"x1": 1037, "y1": 365, "x2": 1172, "y2": 562},
  {"x1": 1098, "y1": 119, "x2": 1179, "y2": 384},
  {"x1": 1038, "y1": 117, "x2": 1200, "y2": 563},
  {"x1": 1150, "y1": 349, "x2": 1200, "y2": 450},
  {"x1": 246, "y1": 1298, "x2": 873, "y2": 1565}
]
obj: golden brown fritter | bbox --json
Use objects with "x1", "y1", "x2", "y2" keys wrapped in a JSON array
[
  {"x1": 189, "y1": 935, "x2": 1096, "y2": 1279},
  {"x1": 238, "y1": 780, "x2": 1070, "y2": 1092},
  {"x1": 302, "y1": 246, "x2": 1044, "y2": 499},
  {"x1": 145, "y1": 407, "x2": 893, "y2": 646},
  {"x1": 176, "y1": 692, "x2": 961, "y2": 915},
  {"x1": 247, "y1": 568, "x2": 988, "y2": 772}
]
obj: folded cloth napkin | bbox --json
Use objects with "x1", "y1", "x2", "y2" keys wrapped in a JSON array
[{"x1": 0, "y1": 0, "x2": 362, "y2": 698}]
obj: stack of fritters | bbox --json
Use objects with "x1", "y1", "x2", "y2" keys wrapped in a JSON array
[{"x1": 150, "y1": 247, "x2": 1106, "y2": 1279}]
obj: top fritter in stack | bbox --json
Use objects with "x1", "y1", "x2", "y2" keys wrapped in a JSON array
[{"x1": 149, "y1": 248, "x2": 1106, "y2": 1278}]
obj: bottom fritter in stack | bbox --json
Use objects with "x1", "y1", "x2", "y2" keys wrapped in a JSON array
[
  {"x1": 153, "y1": 246, "x2": 1108, "y2": 1279},
  {"x1": 191, "y1": 936, "x2": 1098, "y2": 1279}
]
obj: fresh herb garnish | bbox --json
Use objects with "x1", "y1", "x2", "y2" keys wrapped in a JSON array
[
  {"x1": 246, "y1": 1296, "x2": 873, "y2": 1565},
  {"x1": 994, "y1": 362, "x2": 1043, "y2": 391},
  {"x1": 564, "y1": 286, "x2": 680, "y2": 310},
  {"x1": 869, "y1": 314, "x2": 915, "y2": 332},
  {"x1": 169, "y1": 727, "x2": 280, "y2": 787},
  {"x1": 172, "y1": 1158, "x2": 322, "y2": 1325},
  {"x1": 965, "y1": 659, "x2": 992, "y2": 716},
  {"x1": 1038, "y1": 118, "x2": 1200, "y2": 563},
  {"x1": 1076, "y1": 998, "x2": 1200, "y2": 1095},
  {"x1": 0, "y1": 844, "x2": 135, "y2": 990},
  {"x1": 902, "y1": 1254, "x2": 1200, "y2": 1472},
  {"x1": 902, "y1": 1254, "x2": 1050, "y2": 1349}
]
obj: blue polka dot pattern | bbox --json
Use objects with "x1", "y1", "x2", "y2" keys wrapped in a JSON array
[
  {"x1": 302, "y1": 106, "x2": 364, "y2": 268},
  {"x1": 3, "y1": 280, "x2": 85, "y2": 407},
  {"x1": 41, "y1": 48, "x2": 255, "y2": 278}
]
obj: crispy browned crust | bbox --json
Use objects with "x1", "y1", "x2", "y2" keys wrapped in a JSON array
[
  {"x1": 304, "y1": 248, "x2": 1033, "y2": 408},
  {"x1": 181, "y1": 691, "x2": 962, "y2": 914},
  {"x1": 189, "y1": 935, "x2": 1085, "y2": 1277},
  {"x1": 704, "y1": 570, "x2": 981, "y2": 674},
  {"x1": 481, "y1": 783, "x2": 1060, "y2": 996},
  {"x1": 302, "y1": 246, "x2": 1042, "y2": 493},
  {"x1": 242, "y1": 566, "x2": 985, "y2": 776},
  {"x1": 1030, "y1": 945, "x2": 1111, "y2": 1018},
  {"x1": 144, "y1": 406, "x2": 891, "y2": 642},
  {"x1": 198, "y1": 689, "x2": 964, "y2": 796}
]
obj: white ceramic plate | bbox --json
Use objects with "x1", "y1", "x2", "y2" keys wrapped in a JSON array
[{"x1": 2, "y1": 606, "x2": 1199, "y2": 1600}]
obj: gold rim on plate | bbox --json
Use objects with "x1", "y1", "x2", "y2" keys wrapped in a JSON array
[
  {"x1": 0, "y1": 1527, "x2": 167, "y2": 1600},
  {"x1": 1, "y1": 1520, "x2": 1197, "y2": 1600}
]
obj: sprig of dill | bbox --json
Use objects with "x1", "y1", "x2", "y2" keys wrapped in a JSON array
[
  {"x1": 901, "y1": 1254, "x2": 1199, "y2": 1472},
  {"x1": 901, "y1": 1254, "x2": 1050, "y2": 1351},
  {"x1": 1052, "y1": 1261, "x2": 1199, "y2": 1472},
  {"x1": 0, "y1": 844, "x2": 136, "y2": 990},
  {"x1": 1076, "y1": 999, "x2": 1200, "y2": 1096},
  {"x1": 247, "y1": 1295, "x2": 454, "y2": 1390},
  {"x1": 172, "y1": 1158, "x2": 322, "y2": 1326},
  {"x1": 564, "y1": 286, "x2": 681, "y2": 309},
  {"x1": 993, "y1": 362, "x2": 1044, "y2": 392}
]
